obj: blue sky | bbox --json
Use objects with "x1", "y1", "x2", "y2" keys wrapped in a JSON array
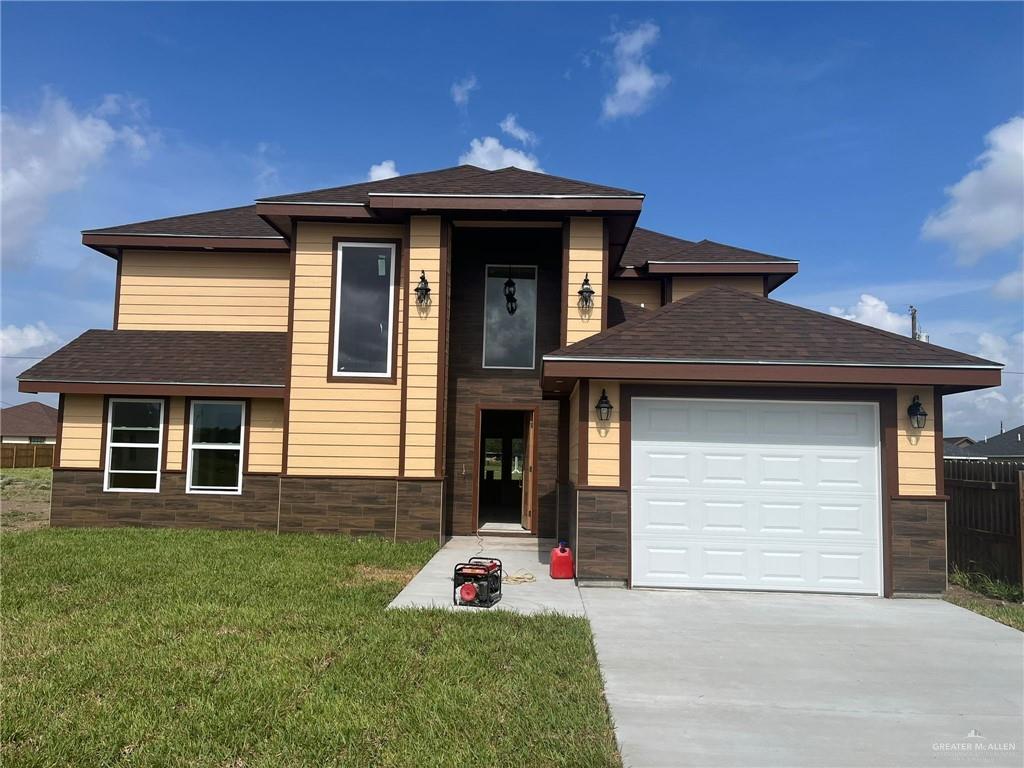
[{"x1": 2, "y1": 1, "x2": 1022, "y2": 437}]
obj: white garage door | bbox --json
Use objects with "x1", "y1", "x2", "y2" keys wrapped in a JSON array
[{"x1": 631, "y1": 398, "x2": 881, "y2": 594}]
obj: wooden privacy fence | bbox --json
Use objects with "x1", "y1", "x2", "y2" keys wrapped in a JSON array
[
  {"x1": 0, "y1": 443, "x2": 55, "y2": 469},
  {"x1": 945, "y1": 459, "x2": 1024, "y2": 586}
]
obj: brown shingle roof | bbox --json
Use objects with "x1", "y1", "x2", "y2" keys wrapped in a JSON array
[
  {"x1": 1, "y1": 402, "x2": 58, "y2": 438},
  {"x1": 260, "y1": 165, "x2": 643, "y2": 203},
  {"x1": 620, "y1": 228, "x2": 793, "y2": 269},
  {"x1": 18, "y1": 330, "x2": 288, "y2": 387},
  {"x1": 83, "y1": 205, "x2": 283, "y2": 239},
  {"x1": 608, "y1": 296, "x2": 647, "y2": 327},
  {"x1": 547, "y1": 286, "x2": 999, "y2": 368}
]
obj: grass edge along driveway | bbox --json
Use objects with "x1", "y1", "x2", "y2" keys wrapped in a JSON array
[{"x1": 2, "y1": 528, "x2": 620, "y2": 768}]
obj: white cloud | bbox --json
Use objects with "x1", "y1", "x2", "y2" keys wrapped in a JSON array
[
  {"x1": 993, "y1": 259, "x2": 1023, "y2": 300},
  {"x1": 459, "y1": 137, "x2": 543, "y2": 172},
  {"x1": 253, "y1": 141, "x2": 280, "y2": 192},
  {"x1": 499, "y1": 114, "x2": 537, "y2": 146},
  {"x1": 601, "y1": 22, "x2": 671, "y2": 120},
  {"x1": 944, "y1": 330, "x2": 1024, "y2": 438},
  {"x1": 367, "y1": 160, "x2": 400, "y2": 181},
  {"x1": 922, "y1": 116, "x2": 1024, "y2": 264},
  {"x1": 829, "y1": 294, "x2": 911, "y2": 335},
  {"x1": 0, "y1": 322, "x2": 59, "y2": 356},
  {"x1": 450, "y1": 75, "x2": 478, "y2": 107},
  {"x1": 1, "y1": 90, "x2": 153, "y2": 261}
]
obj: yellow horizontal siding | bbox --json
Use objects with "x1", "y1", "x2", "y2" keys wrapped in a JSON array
[
  {"x1": 896, "y1": 386, "x2": 937, "y2": 495},
  {"x1": 609, "y1": 279, "x2": 661, "y2": 308},
  {"x1": 403, "y1": 216, "x2": 442, "y2": 477},
  {"x1": 166, "y1": 397, "x2": 185, "y2": 471},
  {"x1": 672, "y1": 275, "x2": 764, "y2": 300},
  {"x1": 286, "y1": 221, "x2": 406, "y2": 477},
  {"x1": 59, "y1": 395, "x2": 104, "y2": 468},
  {"x1": 118, "y1": 250, "x2": 290, "y2": 331},
  {"x1": 587, "y1": 382, "x2": 620, "y2": 487},
  {"x1": 566, "y1": 217, "x2": 605, "y2": 344},
  {"x1": 248, "y1": 399, "x2": 284, "y2": 474}
]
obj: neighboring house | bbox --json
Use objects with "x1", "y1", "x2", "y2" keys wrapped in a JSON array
[
  {"x1": 944, "y1": 436, "x2": 976, "y2": 448},
  {"x1": 948, "y1": 424, "x2": 1024, "y2": 460},
  {"x1": 18, "y1": 165, "x2": 1002, "y2": 596},
  {"x1": 1, "y1": 401, "x2": 58, "y2": 444}
]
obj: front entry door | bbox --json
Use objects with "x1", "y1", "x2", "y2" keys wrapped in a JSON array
[{"x1": 521, "y1": 410, "x2": 536, "y2": 532}]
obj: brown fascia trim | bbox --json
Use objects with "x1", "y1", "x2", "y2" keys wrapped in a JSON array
[
  {"x1": 368, "y1": 194, "x2": 644, "y2": 212},
  {"x1": 81, "y1": 233, "x2": 289, "y2": 256},
  {"x1": 541, "y1": 359, "x2": 1001, "y2": 389},
  {"x1": 18, "y1": 380, "x2": 286, "y2": 398},
  {"x1": 645, "y1": 261, "x2": 799, "y2": 276},
  {"x1": 255, "y1": 202, "x2": 375, "y2": 220}
]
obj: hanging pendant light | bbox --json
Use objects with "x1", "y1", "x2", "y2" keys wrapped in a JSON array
[{"x1": 503, "y1": 265, "x2": 518, "y2": 315}]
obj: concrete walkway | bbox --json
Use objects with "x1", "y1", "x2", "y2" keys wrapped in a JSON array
[
  {"x1": 582, "y1": 589, "x2": 1024, "y2": 768},
  {"x1": 388, "y1": 536, "x2": 585, "y2": 616}
]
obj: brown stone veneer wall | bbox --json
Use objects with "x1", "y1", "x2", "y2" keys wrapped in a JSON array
[
  {"x1": 576, "y1": 488, "x2": 628, "y2": 582},
  {"x1": 891, "y1": 497, "x2": 947, "y2": 594},
  {"x1": 50, "y1": 470, "x2": 443, "y2": 543},
  {"x1": 51, "y1": 470, "x2": 279, "y2": 530}
]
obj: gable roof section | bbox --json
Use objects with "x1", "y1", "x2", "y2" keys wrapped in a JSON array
[
  {"x1": 18, "y1": 330, "x2": 288, "y2": 397},
  {"x1": 1, "y1": 401, "x2": 58, "y2": 438},
  {"x1": 543, "y1": 287, "x2": 1001, "y2": 391},
  {"x1": 260, "y1": 165, "x2": 643, "y2": 204},
  {"x1": 82, "y1": 205, "x2": 281, "y2": 238},
  {"x1": 616, "y1": 228, "x2": 798, "y2": 290}
]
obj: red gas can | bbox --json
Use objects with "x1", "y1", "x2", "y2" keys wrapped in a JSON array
[{"x1": 550, "y1": 541, "x2": 575, "y2": 579}]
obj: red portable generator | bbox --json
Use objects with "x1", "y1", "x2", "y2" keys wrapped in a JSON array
[{"x1": 453, "y1": 557, "x2": 502, "y2": 608}]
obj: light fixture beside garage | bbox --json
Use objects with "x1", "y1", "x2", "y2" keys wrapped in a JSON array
[
  {"x1": 595, "y1": 389, "x2": 613, "y2": 422},
  {"x1": 907, "y1": 395, "x2": 928, "y2": 430}
]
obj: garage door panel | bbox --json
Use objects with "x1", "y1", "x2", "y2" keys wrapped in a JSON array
[
  {"x1": 632, "y1": 536, "x2": 879, "y2": 593},
  {"x1": 631, "y1": 398, "x2": 881, "y2": 595}
]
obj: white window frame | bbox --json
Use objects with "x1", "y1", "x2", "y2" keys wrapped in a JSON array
[
  {"x1": 482, "y1": 264, "x2": 538, "y2": 371},
  {"x1": 186, "y1": 399, "x2": 246, "y2": 495},
  {"x1": 332, "y1": 241, "x2": 397, "y2": 378},
  {"x1": 103, "y1": 397, "x2": 164, "y2": 493}
]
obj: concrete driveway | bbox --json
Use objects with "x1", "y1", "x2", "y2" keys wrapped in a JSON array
[{"x1": 582, "y1": 589, "x2": 1023, "y2": 768}]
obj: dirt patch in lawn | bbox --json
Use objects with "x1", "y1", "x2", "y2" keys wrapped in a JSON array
[{"x1": 1, "y1": 468, "x2": 51, "y2": 533}]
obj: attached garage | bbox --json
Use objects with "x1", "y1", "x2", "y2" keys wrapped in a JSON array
[{"x1": 630, "y1": 398, "x2": 882, "y2": 594}]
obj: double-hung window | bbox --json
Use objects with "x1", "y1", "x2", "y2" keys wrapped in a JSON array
[
  {"x1": 332, "y1": 241, "x2": 397, "y2": 378},
  {"x1": 104, "y1": 398, "x2": 163, "y2": 492},
  {"x1": 187, "y1": 400, "x2": 245, "y2": 494}
]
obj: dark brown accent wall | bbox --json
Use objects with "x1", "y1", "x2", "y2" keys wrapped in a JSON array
[
  {"x1": 51, "y1": 470, "x2": 279, "y2": 530},
  {"x1": 891, "y1": 498, "x2": 947, "y2": 594},
  {"x1": 396, "y1": 479, "x2": 443, "y2": 542},
  {"x1": 443, "y1": 227, "x2": 563, "y2": 537},
  {"x1": 50, "y1": 470, "x2": 444, "y2": 543},
  {"x1": 576, "y1": 487, "x2": 629, "y2": 581}
]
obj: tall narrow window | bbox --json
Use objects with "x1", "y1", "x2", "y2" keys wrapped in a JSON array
[
  {"x1": 104, "y1": 398, "x2": 163, "y2": 492},
  {"x1": 483, "y1": 265, "x2": 537, "y2": 369},
  {"x1": 187, "y1": 401, "x2": 245, "y2": 494},
  {"x1": 333, "y1": 241, "x2": 396, "y2": 377}
]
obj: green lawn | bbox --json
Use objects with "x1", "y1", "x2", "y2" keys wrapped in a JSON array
[
  {"x1": 945, "y1": 569, "x2": 1024, "y2": 632},
  {"x1": 2, "y1": 528, "x2": 620, "y2": 767}
]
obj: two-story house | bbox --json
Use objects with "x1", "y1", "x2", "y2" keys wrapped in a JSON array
[{"x1": 20, "y1": 165, "x2": 1001, "y2": 596}]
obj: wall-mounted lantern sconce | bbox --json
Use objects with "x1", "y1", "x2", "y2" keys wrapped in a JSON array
[
  {"x1": 415, "y1": 270, "x2": 431, "y2": 306},
  {"x1": 595, "y1": 389, "x2": 613, "y2": 422},
  {"x1": 578, "y1": 273, "x2": 595, "y2": 309},
  {"x1": 504, "y1": 270, "x2": 518, "y2": 315},
  {"x1": 907, "y1": 395, "x2": 928, "y2": 430}
]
